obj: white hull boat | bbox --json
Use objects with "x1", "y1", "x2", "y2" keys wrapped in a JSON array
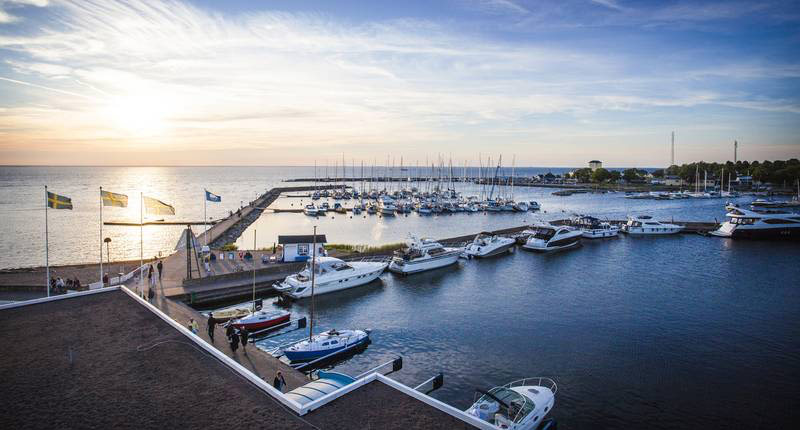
[
  {"x1": 389, "y1": 236, "x2": 462, "y2": 274},
  {"x1": 463, "y1": 233, "x2": 516, "y2": 258},
  {"x1": 467, "y1": 377, "x2": 557, "y2": 430},
  {"x1": 620, "y1": 215, "x2": 683, "y2": 235},
  {"x1": 274, "y1": 256, "x2": 387, "y2": 299},
  {"x1": 522, "y1": 224, "x2": 582, "y2": 252}
]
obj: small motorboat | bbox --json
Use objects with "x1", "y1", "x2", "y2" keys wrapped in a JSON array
[
  {"x1": 283, "y1": 329, "x2": 370, "y2": 362},
  {"x1": 466, "y1": 377, "x2": 557, "y2": 430},
  {"x1": 513, "y1": 201, "x2": 529, "y2": 212},
  {"x1": 572, "y1": 215, "x2": 619, "y2": 239},
  {"x1": 463, "y1": 232, "x2": 516, "y2": 258},
  {"x1": 210, "y1": 306, "x2": 251, "y2": 322},
  {"x1": 230, "y1": 309, "x2": 291, "y2": 331},
  {"x1": 388, "y1": 236, "x2": 462, "y2": 274},
  {"x1": 528, "y1": 201, "x2": 540, "y2": 211},
  {"x1": 522, "y1": 223, "x2": 582, "y2": 252},
  {"x1": 303, "y1": 204, "x2": 318, "y2": 216}
]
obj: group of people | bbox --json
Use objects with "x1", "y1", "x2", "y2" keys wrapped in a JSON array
[
  {"x1": 50, "y1": 276, "x2": 81, "y2": 294},
  {"x1": 145, "y1": 260, "x2": 163, "y2": 301}
]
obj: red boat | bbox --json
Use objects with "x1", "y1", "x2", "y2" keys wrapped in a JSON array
[{"x1": 231, "y1": 309, "x2": 291, "y2": 331}]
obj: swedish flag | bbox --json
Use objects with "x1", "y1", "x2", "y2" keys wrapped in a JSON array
[
  {"x1": 47, "y1": 191, "x2": 73, "y2": 210},
  {"x1": 101, "y1": 190, "x2": 128, "y2": 208}
]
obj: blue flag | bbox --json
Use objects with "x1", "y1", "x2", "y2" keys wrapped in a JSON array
[{"x1": 205, "y1": 190, "x2": 221, "y2": 202}]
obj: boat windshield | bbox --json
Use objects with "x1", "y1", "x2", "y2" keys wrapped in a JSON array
[
  {"x1": 532, "y1": 228, "x2": 556, "y2": 240},
  {"x1": 477, "y1": 387, "x2": 534, "y2": 424}
]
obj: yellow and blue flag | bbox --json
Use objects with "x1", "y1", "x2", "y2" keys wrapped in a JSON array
[
  {"x1": 101, "y1": 190, "x2": 128, "y2": 208},
  {"x1": 47, "y1": 191, "x2": 73, "y2": 210},
  {"x1": 143, "y1": 196, "x2": 175, "y2": 215}
]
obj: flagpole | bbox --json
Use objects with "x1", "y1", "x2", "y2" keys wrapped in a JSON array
[
  {"x1": 252, "y1": 229, "x2": 256, "y2": 312},
  {"x1": 204, "y1": 190, "x2": 207, "y2": 248},
  {"x1": 140, "y1": 192, "x2": 144, "y2": 298},
  {"x1": 100, "y1": 186, "x2": 103, "y2": 286},
  {"x1": 45, "y1": 185, "x2": 49, "y2": 297}
]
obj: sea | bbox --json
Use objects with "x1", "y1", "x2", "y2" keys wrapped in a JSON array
[{"x1": 3, "y1": 166, "x2": 799, "y2": 429}]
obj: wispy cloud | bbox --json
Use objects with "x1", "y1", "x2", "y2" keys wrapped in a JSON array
[{"x1": 0, "y1": 0, "x2": 797, "y2": 165}]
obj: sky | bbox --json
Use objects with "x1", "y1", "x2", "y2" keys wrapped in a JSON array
[{"x1": 0, "y1": 0, "x2": 798, "y2": 167}]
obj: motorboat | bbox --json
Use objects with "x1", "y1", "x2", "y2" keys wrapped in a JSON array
[
  {"x1": 317, "y1": 202, "x2": 329, "y2": 214},
  {"x1": 274, "y1": 256, "x2": 387, "y2": 299},
  {"x1": 463, "y1": 232, "x2": 516, "y2": 258},
  {"x1": 512, "y1": 201, "x2": 529, "y2": 212},
  {"x1": 528, "y1": 201, "x2": 540, "y2": 211},
  {"x1": 283, "y1": 328, "x2": 370, "y2": 362},
  {"x1": 620, "y1": 215, "x2": 683, "y2": 235},
  {"x1": 572, "y1": 215, "x2": 619, "y2": 239},
  {"x1": 711, "y1": 206, "x2": 800, "y2": 240},
  {"x1": 230, "y1": 309, "x2": 291, "y2": 331},
  {"x1": 522, "y1": 223, "x2": 582, "y2": 252},
  {"x1": 466, "y1": 377, "x2": 557, "y2": 430},
  {"x1": 303, "y1": 204, "x2": 318, "y2": 216},
  {"x1": 388, "y1": 236, "x2": 462, "y2": 274},
  {"x1": 379, "y1": 196, "x2": 396, "y2": 216}
]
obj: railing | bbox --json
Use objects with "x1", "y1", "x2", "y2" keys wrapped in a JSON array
[
  {"x1": 503, "y1": 377, "x2": 558, "y2": 394},
  {"x1": 342, "y1": 255, "x2": 393, "y2": 264}
]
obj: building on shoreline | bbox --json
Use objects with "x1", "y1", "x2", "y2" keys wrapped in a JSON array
[{"x1": 589, "y1": 160, "x2": 602, "y2": 171}]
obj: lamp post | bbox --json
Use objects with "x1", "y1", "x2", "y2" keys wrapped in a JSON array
[{"x1": 104, "y1": 237, "x2": 112, "y2": 265}]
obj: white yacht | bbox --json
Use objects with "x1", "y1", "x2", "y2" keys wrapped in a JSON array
[
  {"x1": 572, "y1": 215, "x2": 619, "y2": 239},
  {"x1": 463, "y1": 232, "x2": 516, "y2": 258},
  {"x1": 274, "y1": 256, "x2": 387, "y2": 299},
  {"x1": 513, "y1": 201, "x2": 529, "y2": 212},
  {"x1": 466, "y1": 377, "x2": 557, "y2": 430},
  {"x1": 620, "y1": 215, "x2": 683, "y2": 235},
  {"x1": 379, "y1": 196, "x2": 396, "y2": 216},
  {"x1": 522, "y1": 224, "x2": 582, "y2": 252},
  {"x1": 528, "y1": 201, "x2": 541, "y2": 211},
  {"x1": 303, "y1": 204, "x2": 318, "y2": 216},
  {"x1": 711, "y1": 206, "x2": 800, "y2": 240},
  {"x1": 388, "y1": 236, "x2": 462, "y2": 274}
]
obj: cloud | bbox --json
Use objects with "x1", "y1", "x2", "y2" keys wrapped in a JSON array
[
  {"x1": 590, "y1": 0, "x2": 624, "y2": 11},
  {"x1": 0, "y1": 0, "x2": 797, "y2": 165}
]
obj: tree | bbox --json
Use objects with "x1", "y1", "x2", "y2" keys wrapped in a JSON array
[
  {"x1": 609, "y1": 170, "x2": 621, "y2": 182},
  {"x1": 592, "y1": 168, "x2": 612, "y2": 183},
  {"x1": 623, "y1": 168, "x2": 639, "y2": 182},
  {"x1": 571, "y1": 168, "x2": 592, "y2": 183},
  {"x1": 652, "y1": 169, "x2": 665, "y2": 178}
]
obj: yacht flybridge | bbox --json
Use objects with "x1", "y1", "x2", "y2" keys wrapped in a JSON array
[
  {"x1": 712, "y1": 206, "x2": 800, "y2": 240},
  {"x1": 467, "y1": 377, "x2": 557, "y2": 430},
  {"x1": 463, "y1": 232, "x2": 516, "y2": 258},
  {"x1": 388, "y1": 236, "x2": 462, "y2": 274},
  {"x1": 522, "y1": 223, "x2": 582, "y2": 252},
  {"x1": 571, "y1": 215, "x2": 619, "y2": 239},
  {"x1": 274, "y1": 256, "x2": 387, "y2": 299},
  {"x1": 620, "y1": 215, "x2": 683, "y2": 235}
]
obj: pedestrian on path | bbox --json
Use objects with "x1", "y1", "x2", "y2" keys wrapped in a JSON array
[
  {"x1": 229, "y1": 328, "x2": 240, "y2": 353},
  {"x1": 239, "y1": 327, "x2": 249, "y2": 352},
  {"x1": 157, "y1": 260, "x2": 163, "y2": 281},
  {"x1": 188, "y1": 318, "x2": 198, "y2": 334},
  {"x1": 147, "y1": 286, "x2": 154, "y2": 302},
  {"x1": 207, "y1": 317, "x2": 216, "y2": 342},
  {"x1": 273, "y1": 371, "x2": 286, "y2": 392}
]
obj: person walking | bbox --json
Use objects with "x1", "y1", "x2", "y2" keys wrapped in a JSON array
[
  {"x1": 229, "y1": 328, "x2": 240, "y2": 353},
  {"x1": 207, "y1": 316, "x2": 216, "y2": 342},
  {"x1": 239, "y1": 327, "x2": 249, "y2": 353},
  {"x1": 272, "y1": 371, "x2": 286, "y2": 392},
  {"x1": 157, "y1": 260, "x2": 163, "y2": 282}
]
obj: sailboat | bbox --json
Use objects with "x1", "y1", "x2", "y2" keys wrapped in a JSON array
[{"x1": 281, "y1": 227, "x2": 371, "y2": 362}]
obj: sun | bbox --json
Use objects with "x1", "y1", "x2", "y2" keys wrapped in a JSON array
[{"x1": 104, "y1": 94, "x2": 171, "y2": 136}]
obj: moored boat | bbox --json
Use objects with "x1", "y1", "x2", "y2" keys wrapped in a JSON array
[
  {"x1": 274, "y1": 256, "x2": 387, "y2": 299},
  {"x1": 463, "y1": 232, "x2": 516, "y2": 258},
  {"x1": 388, "y1": 236, "x2": 462, "y2": 274},
  {"x1": 230, "y1": 309, "x2": 291, "y2": 331},
  {"x1": 466, "y1": 377, "x2": 557, "y2": 430},
  {"x1": 620, "y1": 215, "x2": 683, "y2": 235},
  {"x1": 283, "y1": 328, "x2": 370, "y2": 362},
  {"x1": 711, "y1": 206, "x2": 800, "y2": 240},
  {"x1": 522, "y1": 223, "x2": 581, "y2": 252}
]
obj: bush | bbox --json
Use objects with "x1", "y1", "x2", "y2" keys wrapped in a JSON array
[
  {"x1": 325, "y1": 242, "x2": 404, "y2": 254},
  {"x1": 220, "y1": 243, "x2": 238, "y2": 251}
]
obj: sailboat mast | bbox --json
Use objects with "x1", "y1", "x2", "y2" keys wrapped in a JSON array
[
  {"x1": 309, "y1": 226, "x2": 317, "y2": 340},
  {"x1": 252, "y1": 229, "x2": 257, "y2": 312}
]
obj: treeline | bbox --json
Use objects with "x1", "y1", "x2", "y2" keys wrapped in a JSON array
[
  {"x1": 568, "y1": 159, "x2": 800, "y2": 185},
  {"x1": 660, "y1": 159, "x2": 800, "y2": 184}
]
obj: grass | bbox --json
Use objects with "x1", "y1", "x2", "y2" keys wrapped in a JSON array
[
  {"x1": 220, "y1": 243, "x2": 238, "y2": 251},
  {"x1": 324, "y1": 242, "x2": 404, "y2": 254}
]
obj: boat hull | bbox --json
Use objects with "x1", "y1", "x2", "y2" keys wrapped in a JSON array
[
  {"x1": 231, "y1": 312, "x2": 290, "y2": 331},
  {"x1": 464, "y1": 241, "x2": 515, "y2": 258},
  {"x1": 712, "y1": 226, "x2": 800, "y2": 240},
  {"x1": 278, "y1": 262, "x2": 387, "y2": 299},
  {"x1": 283, "y1": 335, "x2": 369, "y2": 362},
  {"x1": 581, "y1": 229, "x2": 619, "y2": 239},
  {"x1": 523, "y1": 236, "x2": 581, "y2": 252},
  {"x1": 388, "y1": 251, "x2": 460, "y2": 274}
]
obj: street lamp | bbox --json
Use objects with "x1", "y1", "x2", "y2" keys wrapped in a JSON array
[{"x1": 104, "y1": 237, "x2": 112, "y2": 265}]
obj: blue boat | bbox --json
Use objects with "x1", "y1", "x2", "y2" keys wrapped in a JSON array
[{"x1": 283, "y1": 329, "x2": 370, "y2": 362}]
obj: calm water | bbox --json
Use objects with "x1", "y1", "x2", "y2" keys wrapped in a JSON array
[
  {"x1": 3, "y1": 166, "x2": 798, "y2": 428},
  {"x1": 245, "y1": 235, "x2": 800, "y2": 429}
]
